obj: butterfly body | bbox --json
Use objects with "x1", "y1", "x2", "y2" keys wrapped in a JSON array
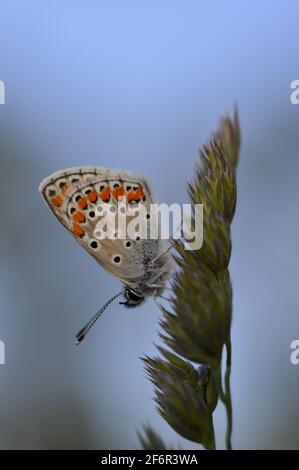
[{"x1": 39, "y1": 166, "x2": 173, "y2": 310}]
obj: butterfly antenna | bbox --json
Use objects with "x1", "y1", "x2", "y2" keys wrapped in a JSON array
[{"x1": 75, "y1": 290, "x2": 125, "y2": 345}]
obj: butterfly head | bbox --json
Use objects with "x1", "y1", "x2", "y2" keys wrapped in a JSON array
[{"x1": 120, "y1": 288, "x2": 145, "y2": 308}]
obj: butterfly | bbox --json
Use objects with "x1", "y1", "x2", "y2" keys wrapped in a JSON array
[{"x1": 39, "y1": 166, "x2": 174, "y2": 344}]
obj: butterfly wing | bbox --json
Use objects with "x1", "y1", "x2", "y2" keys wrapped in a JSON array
[{"x1": 39, "y1": 166, "x2": 162, "y2": 289}]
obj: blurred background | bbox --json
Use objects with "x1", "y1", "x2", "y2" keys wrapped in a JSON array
[{"x1": 0, "y1": 0, "x2": 298, "y2": 449}]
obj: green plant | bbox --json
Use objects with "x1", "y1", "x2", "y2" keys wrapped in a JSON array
[{"x1": 139, "y1": 109, "x2": 240, "y2": 450}]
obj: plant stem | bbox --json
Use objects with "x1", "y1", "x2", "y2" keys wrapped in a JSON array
[
  {"x1": 205, "y1": 418, "x2": 216, "y2": 450},
  {"x1": 223, "y1": 337, "x2": 233, "y2": 450}
]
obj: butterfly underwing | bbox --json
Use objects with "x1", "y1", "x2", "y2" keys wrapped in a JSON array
[{"x1": 39, "y1": 166, "x2": 173, "y2": 343}]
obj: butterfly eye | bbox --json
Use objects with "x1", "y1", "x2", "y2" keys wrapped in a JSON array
[
  {"x1": 88, "y1": 210, "x2": 96, "y2": 219},
  {"x1": 69, "y1": 206, "x2": 76, "y2": 215},
  {"x1": 125, "y1": 241, "x2": 131, "y2": 248},
  {"x1": 127, "y1": 290, "x2": 144, "y2": 302},
  {"x1": 112, "y1": 255, "x2": 122, "y2": 264},
  {"x1": 136, "y1": 236, "x2": 140, "y2": 241}
]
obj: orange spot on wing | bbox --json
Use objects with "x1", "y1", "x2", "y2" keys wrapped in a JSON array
[
  {"x1": 112, "y1": 187, "x2": 124, "y2": 200},
  {"x1": 88, "y1": 190, "x2": 98, "y2": 203},
  {"x1": 72, "y1": 211, "x2": 86, "y2": 223},
  {"x1": 72, "y1": 223, "x2": 85, "y2": 238},
  {"x1": 127, "y1": 187, "x2": 144, "y2": 202},
  {"x1": 100, "y1": 187, "x2": 110, "y2": 201},
  {"x1": 51, "y1": 195, "x2": 63, "y2": 207},
  {"x1": 127, "y1": 191, "x2": 134, "y2": 202},
  {"x1": 134, "y1": 188, "x2": 143, "y2": 200},
  {"x1": 77, "y1": 196, "x2": 88, "y2": 210}
]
